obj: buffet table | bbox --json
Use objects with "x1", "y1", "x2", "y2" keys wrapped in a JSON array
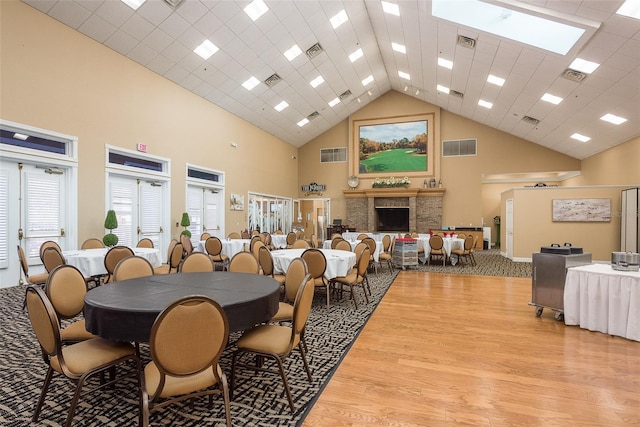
[{"x1": 564, "y1": 263, "x2": 640, "y2": 342}]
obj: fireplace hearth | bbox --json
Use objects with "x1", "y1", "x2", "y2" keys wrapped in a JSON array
[{"x1": 376, "y1": 207, "x2": 409, "y2": 232}]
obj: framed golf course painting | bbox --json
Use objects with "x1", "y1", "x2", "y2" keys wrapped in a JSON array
[{"x1": 351, "y1": 113, "x2": 435, "y2": 178}]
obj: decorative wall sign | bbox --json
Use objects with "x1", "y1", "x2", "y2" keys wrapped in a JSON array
[
  {"x1": 301, "y1": 182, "x2": 326, "y2": 196},
  {"x1": 230, "y1": 193, "x2": 244, "y2": 211},
  {"x1": 552, "y1": 198, "x2": 611, "y2": 222}
]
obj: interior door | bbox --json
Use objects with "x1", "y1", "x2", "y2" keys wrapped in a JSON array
[
  {"x1": 187, "y1": 185, "x2": 224, "y2": 242},
  {"x1": 506, "y1": 198, "x2": 514, "y2": 259}
]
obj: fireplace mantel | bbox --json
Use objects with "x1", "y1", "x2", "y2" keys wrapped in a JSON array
[
  {"x1": 344, "y1": 188, "x2": 445, "y2": 232},
  {"x1": 343, "y1": 188, "x2": 445, "y2": 198}
]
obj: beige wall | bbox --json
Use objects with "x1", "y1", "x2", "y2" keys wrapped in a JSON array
[
  {"x1": 565, "y1": 136, "x2": 640, "y2": 186},
  {"x1": 502, "y1": 186, "x2": 627, "y2": 261},
  {"x1": 299, "y1": 90, "x2": 581, "y2": 241},
  {"x1": 1, "y1": 1, "x2": 298, "y2": 243}
]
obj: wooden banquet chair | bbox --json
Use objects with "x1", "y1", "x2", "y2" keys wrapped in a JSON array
[
  {"x1": 18, "y1": 245, "x2": 49, "y2": 309},
  {"x1": 258, "y1": 246, "x2": 286, "y2": 286},
  {"x1": 41, "y1": 246, "x2": 66, "y2": 274},
  {"x1": 113, "y1": 255, "x2": 154, "y2": 281},
  {"x1": 378, "y1": 234, "x2": 393, "y2": 271},
  {"x1": 227, "y1": 232, "x2": 241, "y2": 239},
  {"x1": 301, "y1": 248, "x2": 330, "y2": 309},
  {"x1": 292, "y1": 239, "x2": 310, "y2": 249},
  {"x1": 180, "y1": 252, "x2": 215, "y2": 273},
  {"x1": 285, "y1": 232, "x2": 296, "y2": 248},
  {"x1": 180, "y1": 234, "x2": 193, "y2": 256},
  {"x1": 361, "y1": 237, "x2": 378, "y2": 275},
  {"x1": 427, "y1": 234, "x2": 446, "y2": 266},
  {"x1": 80, "y1": 238, "x2": 105, "y2": 249},
  {"x1": 334, "y1": 239, "x2": 352, "y2": 252},
  {"x1": 270, "y1": 257, "x2": 308, "y2": 323},
  {"x1": 330, "y1": 247, "x2": 370, "y2": 308},
  {"x1": 39, "y1": 240, "x2": 62, "y2": 262},
  {"x1": 331, "y1": 237, "x2": 346, "y2": 249},
  {"x1": 357, "y1": 233, "x2": 369, "y2": 240},
  {"x1": 154, "y1": 241, "x2": 182, "y2": 274},
  {"x1": 228, "y1": 251, "x2": 260, "y2": 274},
  {"x1": 205, "y1": 236, "x2": 228, "y2": 271},
  {"x1": 451, "y1": 235, "x2": 476, "y2": 266},
  {"x1": 136, "y1": 238, "x2": 154, "y2": 248},
  {"x1": 25, "y1": 286, "x2": 141, "y2": 427},
  {"x1": 200, "y1": 232, "x2": 212, "y2": 241},
  {"x1": 230, "y1": 275, "x2": 314, "y2": 413},
  {"x1": 45, "y1": 264, "x2": 97, "y2": 343},
  {"x1": 142, "y1": 296, "x2": 231, "y2": 427},
  {"x1": 103, "y1": 246, "x2": 135, "y2": 283}
]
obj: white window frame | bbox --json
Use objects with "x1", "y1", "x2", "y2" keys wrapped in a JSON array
[{"x1": 186, "y1": 163, "x2": 226, "y2": 242}]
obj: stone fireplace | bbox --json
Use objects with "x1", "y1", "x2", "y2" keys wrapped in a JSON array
[{"x1": 343, "y1": 188, "x2": 445, "y2": 233}]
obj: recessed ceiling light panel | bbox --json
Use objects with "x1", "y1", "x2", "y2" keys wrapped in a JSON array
[
  {"x1": 310, "y1": 76, "x2": 325, "y2": 88},
  {"x1": 600, "y1": 113, "x2": 627, "y2": 125},
  {"x1": 541, "y1": 93, "x2": 563, "y2": 105},
  {"x1": 436, "y1": 84, "x2": 450, "y2": 94},
  {"x1": 121, "y1": 0, "x2": 145, "y2": 10},
  {"x1": 617, "y1": 0, "x2": 640, "y2": 19},
  {"x1": 398, "y1": 71, "x2": 410, "y2": 80},
  {"x1": 297, "y1": 118, "x2": 309, "y2": 127},
  {"x1": 571, "y1": 133, "x2": 590, "y2": 142},
  {"x1": 487, "y1": 74, "x2": 505, "y2": 86},
  {"x1": 328, "y1": 97, "x2": 340, "y2": 107},
  {"x1": 242, "y1": 76, "x2": 260, "y2": 91},
  {"x1": 244, "y1": 0, "x2": 268, "y2": 21},
  {"x1": 284, "y1": 45, "x2": 302, "y2": 61},
  {"x1": 382, "y1": 1, "x2": 400, "y2": 16},
  {"x1": 569, "y1": 58, "x2": 600, "y2": 74},
  {"x1": 330, "y1": 10, "x2": 348, "y2": 29},
  {"x1": 194, "y1": 40, "x2": 219, "y2": 60},
  {"x1": 349, "y1": 48, "x2": 363, "y2": 62},
  {"x1": 438, "y1": 57, "x2": 453, "y2": 69},
  {"x1": 478, "y1": 99, "x2": 493, "y2": 109},
  {"x1": 274, "y1": 101, "x2": 289, "y2": 112},
  {"x1": 392, "y1": 42, "x2": 406, "y2": 53},
  {"x1": 362, "y1": 75, "x2": 374, "y2": 86}
]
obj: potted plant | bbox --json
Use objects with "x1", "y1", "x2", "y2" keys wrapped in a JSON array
[
  {"x1": 180, "y1": 212, "x2": 191, "y2": 238},
  {"x1": 103, "y1": 209, "x2": 119, "y2": 247}
]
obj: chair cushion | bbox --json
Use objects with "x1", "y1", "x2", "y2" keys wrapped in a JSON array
[
  {"x1": 331, "y1": 272, "x2": 358, "y2": 285},
  {"x1": 28, "y1": 272, "x2": 49, "y2": 284},
  {"x1": 237, "y1": 324, "x2": 295, "y2": 356},
  {"x1": 153, "y1": 264, "x2": 171, "y2": 275},
  {"x1": 51, "y1": 339, "x2": 135, "y2": 375},
  {"x1": 144, "y1": 362, "x2": 223, "y2": 398},
  {"x1": 270, "y1": 302, "x2": 293, "y2": 322},
  {"x1": 60, "y1": 319, "x2": 98, "y2": 342}
]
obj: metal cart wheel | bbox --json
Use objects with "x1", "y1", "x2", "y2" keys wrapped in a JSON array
[
  {"x1": 554, "y1": 311, "x2": 564, "y2": 321},
  {"x1": 535, "y1": 307, "x2": 543, "y2": 317}
]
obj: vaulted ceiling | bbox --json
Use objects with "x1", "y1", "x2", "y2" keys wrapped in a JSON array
[{"x1": 23, "y1": 0, "x2": 640, "y2": 159}]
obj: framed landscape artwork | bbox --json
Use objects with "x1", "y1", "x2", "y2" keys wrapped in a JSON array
[
  {"x1": 351, "y1": 113, "x2": 435, "y2": 178},
  {"x1": 552, "y1": 198, "x2": 611, "y2": 222}
]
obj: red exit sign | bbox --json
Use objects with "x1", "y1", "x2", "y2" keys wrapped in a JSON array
[{"x1": 136, "y1": 143, "x2": 148, "y2": 152}]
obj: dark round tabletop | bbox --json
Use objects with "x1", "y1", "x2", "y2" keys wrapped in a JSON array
[{"x1": 84, "y1": 272, "x2": 280, "y2": 342}]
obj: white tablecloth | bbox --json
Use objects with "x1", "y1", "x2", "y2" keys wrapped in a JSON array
[
  {"x1": 416, "y1": 237, "x2": 464, "y2": 257},
  {"x1": 63, "y1": 247, "x2": 162, "y2": 277},
  {"x1": 564, "y1": 263, "x2": 640, "y2": 342},
  {"x1": 322, "y1": 239, "x2": 383, "y2": 262},
  {"x1": 341, "y1": 232, "x2": 396, "y2": 242},
  {"x1": 196, "y1": 239, "x2": 250, "y2": 259},
  {"x1": 270, "y1": 234, "x2": 289, "y2": 249},
  {"x1": 270, "y1": 248, "x2": 356, "y2": 280}
]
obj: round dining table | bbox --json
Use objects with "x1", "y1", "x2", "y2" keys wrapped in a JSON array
[
  {"x1": 63, "y1": 247, "x2": 162, "y2": 277},
  {"x1": 84, "y1": 272, "x2": 280, "y2": 342},
  {"x1": 270, "y1": 248, "x2": 356, "y2": 280}
]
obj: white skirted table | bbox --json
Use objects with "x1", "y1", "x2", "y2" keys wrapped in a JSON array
[
  {"x1": 270, "y1": 248, "x2": 356, "y2": 280},
  {"x1": 322, "y1": 239, "x2": 383, "y2": 262},
  {"x1": 564, "y1": 263, "x2": 640, "y2": 342},
  {"x1": 63, "y1": 247, "x2": 162, "y2": 277}
]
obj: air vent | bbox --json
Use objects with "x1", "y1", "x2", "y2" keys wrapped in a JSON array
[
  {"x1": 450, "y1": 90, "x2": 464, "y2": 98},
  {"x1": 264, "y1": 73, "x2": 282, "y2": 88},
  {"x1": 522, "y1": 115, "x2": 540, "y2": 126},
  {"x1": 339, "y1": 90, "x2": 352, "y2": 101},
  {"x1": 457, "y1": 35, "x2": 476, "y2": 49},
  {"x1": 305, "y1": 43, "x2": 324, "y2": 59},
  {"x1": 163, "y1": 0, "x2": 184, "y2": 8},
  {"x1": 307, "y1": 111, "x2": 320, "y2": 121},
  {"x1": 561, "y1": 68, "x2": 587, "y2": 82}
]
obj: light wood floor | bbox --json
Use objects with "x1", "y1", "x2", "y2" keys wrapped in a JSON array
[{"x1": 302, "y1": 271, "x2": 640, "y2": 426}]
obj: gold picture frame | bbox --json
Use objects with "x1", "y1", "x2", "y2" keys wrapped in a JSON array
[{"x1": 350, "y1": 113, "x2": 435, "y2": 178}]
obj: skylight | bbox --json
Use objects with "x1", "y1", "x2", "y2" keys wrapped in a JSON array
[
  {"x1": 297, "y1": 118, "x2": 309, "y2": 127},
  {"x1": 571, "y1": 133, "x2": 590, "y2": 142},
  {"x1": 274, "y1": 101, "x2": 288, "y2": 112},
  {"x1": 541, "y1": 93, "x2": 563, "y2": 105},
  {"x1": 487, "y1": 74, "x2": 505, "y2": 87},
  {"x1": 310, "y1": 76, "x2": 325, "y2": 88},
  {"x1": 478, "y1": 99, "x2": 493, "y2": 109},
  {"x1": 438, "y1": 57, "x2": 453, "y2": 69},
  {"x1": 617, "y1": 0, "x2": 640, "y2": 19},
  {"x1": 328, "y1": 97, "x2": 340, "y2": 107},
  {"x1": 569, "y1": 58, "x2": 600, "y2": 74},
  {"x1": 398, "y1": 71, "x2": 410, "y2": 80},
  {"x1": 284, "y1": 45, "x2": 302, "y2": 61},
  {"x1": 362, "y1": 75, "x2": 374, "y2": 86},
  {"x1": 244, "y1": 0, "x2": 268, "y2": 22},
  {"x1": 330, "y1": 10, "x2": 348, "y2": 29},
  {"x1": 349, "y1": 48, "x2": 363, "y2": 62},
  {"x1": 432, "y1": 0, "x2": 589, "y2": 55},
  {"x1": 242, "y1": 76, "x2": 260, "y2": 91},
  {"x1": 121, "y1": 0, "x2": 145, "y2": 10},
  {"x1": 194, "y1": 40, "x2": 219, "y2": 60},
  {"x1": 600, "y1": 114, "x2": 627, "y2": 125},
  {"x1": 382, "y1": 1, "x2": 400, "y2": 16},
  {"x1": 392, "y1": 43, "x2": 406, "y2": 54}
]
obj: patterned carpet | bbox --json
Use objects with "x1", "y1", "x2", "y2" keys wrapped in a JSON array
[
  {"x1": 416, "y1": 248, "x2": 532, "y2": 277},
  {"x1": 0, "y1": 268, "x2": 399, "y2": 427}
]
